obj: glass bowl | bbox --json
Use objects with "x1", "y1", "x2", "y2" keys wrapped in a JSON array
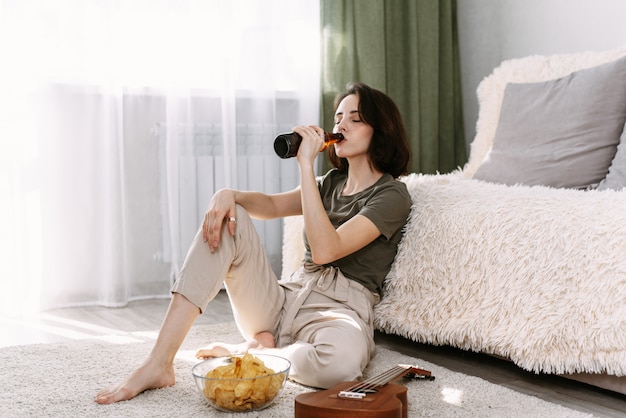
[{"x1": 191, "y1": 354, "x2": 291, "y2": 412}]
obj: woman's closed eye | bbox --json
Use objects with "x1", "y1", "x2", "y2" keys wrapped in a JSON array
[{"x1": 334, "y1": 118, "x2": 361, "y2": 125}]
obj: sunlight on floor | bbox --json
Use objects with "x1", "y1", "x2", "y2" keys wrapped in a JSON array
[
  {"x1": 441, "y1": 386, "x2": 464, "y2": 406},
  {"x1": 0, "y1": 317, "x2": 96, "y2": 347},
  {"x1": 38, "y1": 312, "x2": 128, "y2": 335},
  {"x1": 0, "y1": 314, "x2": 160, "y2": 348},
  {"x1": 93, "y1": 330, "x2": 159, "y2": 346}
]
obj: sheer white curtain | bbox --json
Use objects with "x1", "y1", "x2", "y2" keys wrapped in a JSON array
[{"x1": 0, "y1": 0, "x2": 320, "y2": 316}]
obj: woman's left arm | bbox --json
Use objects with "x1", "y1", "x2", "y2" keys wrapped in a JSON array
[{"x1": 309, "y1": 214, "x2": 381, "y2": 264}]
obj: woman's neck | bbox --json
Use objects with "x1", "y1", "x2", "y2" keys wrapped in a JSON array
[{"x1": 343, "y1": 160, "x2": 383, "y2": 195}]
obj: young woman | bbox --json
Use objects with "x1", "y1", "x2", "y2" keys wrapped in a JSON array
[{"x1": 95, "y1": 82, "x2": 412, "y2": 404}]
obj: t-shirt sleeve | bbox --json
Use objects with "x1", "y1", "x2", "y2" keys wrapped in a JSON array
[{"x1": 359, "y1": 182, "x2": 412, "y2": 240}]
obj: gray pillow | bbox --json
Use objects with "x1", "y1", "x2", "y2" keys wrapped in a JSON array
[
  {"x1": 473, "y1": 56, "x2": 626, "y2": 189},
  {"x1": 598, "y1": 121, "x2": 626, "y2": 191}
]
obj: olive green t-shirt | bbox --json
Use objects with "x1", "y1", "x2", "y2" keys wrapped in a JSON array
[{"x1": 303, "y1": 169, "x2": 412, "y2": 295}]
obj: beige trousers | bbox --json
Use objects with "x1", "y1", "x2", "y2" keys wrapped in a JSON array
[{"x1": 171, "y1": 205, "x2": 379, "y2": 389}]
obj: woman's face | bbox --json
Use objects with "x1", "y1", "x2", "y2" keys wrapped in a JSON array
[{"x1": 333, "y1": 94, "x2": 374, "y2": 159}]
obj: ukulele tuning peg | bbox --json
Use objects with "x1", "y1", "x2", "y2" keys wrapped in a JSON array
[{"x1": 406, "y1": 372, "x2": 436, "y2": 381}]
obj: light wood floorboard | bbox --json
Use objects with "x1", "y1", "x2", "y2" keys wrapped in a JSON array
[{"x1": 1, "y1": 292, "x2": 624, "y2": 417}]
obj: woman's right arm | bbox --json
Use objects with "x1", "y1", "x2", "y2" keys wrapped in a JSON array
[
  {"x1": 203, "y1": 187, "x2": 302, "y2": 251},
  {"x1": 233, "y1": 188, "x2": 302, "y2": 220}
]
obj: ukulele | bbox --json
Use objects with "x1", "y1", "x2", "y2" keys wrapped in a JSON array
[{"x1": 294, "y1": 364, "x2": 435, "y2": 418}]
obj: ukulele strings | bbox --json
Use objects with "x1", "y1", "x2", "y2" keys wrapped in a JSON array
[{"x1": 347, "y1": 365, "x2": 409, "y2": 393}]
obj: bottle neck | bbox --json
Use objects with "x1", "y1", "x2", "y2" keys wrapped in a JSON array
[
  {"x1": 320, "y1": 132, "x2": 343, "y2": 151},
  {"x1": 324, "y1": 132, "x2": 344, "y2": 142}
]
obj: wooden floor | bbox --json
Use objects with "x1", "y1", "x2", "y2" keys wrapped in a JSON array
[{"x1": 1, "y1": 291, "x2": 624, "y2": 417}]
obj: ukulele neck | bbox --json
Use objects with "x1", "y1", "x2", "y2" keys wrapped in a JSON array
[{"x1": 338, "y1": 364, "x2": 431, "y2": 399}]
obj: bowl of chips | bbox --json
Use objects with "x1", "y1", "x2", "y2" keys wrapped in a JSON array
[{"x1": 192, "y1": 353, "x2": 291, "y2": 412}]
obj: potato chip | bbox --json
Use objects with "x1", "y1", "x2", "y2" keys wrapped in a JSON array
[{"x1": 202, "y1": 353, "x2": 286, "y2": 411}]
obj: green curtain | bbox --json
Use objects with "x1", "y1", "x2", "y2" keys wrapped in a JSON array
[{"x1": 320, "y1": 0, "x2": 466, "y2": 174}]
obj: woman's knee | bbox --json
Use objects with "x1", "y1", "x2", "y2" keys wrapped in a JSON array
[
  {"x1": 234, "y1": 205, "x2": 253, "y2": 229},
  {"x1": 287, "y1": 340, "x2": 367, "y2": 389}
]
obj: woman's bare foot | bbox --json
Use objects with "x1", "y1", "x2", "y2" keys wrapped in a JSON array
[
  {"x1": 95, "y1": 293, "x2": 201, "y2": 404},
  {"x1": 195, "y1": 341, "x2": 250, "y2": 359},
  {"x1": 195, "y1": 331, "x2": 276, "y2": 359},
  {"x1": 254, "y1": 331, "x2": 276, "y2": 349},
  {"x1": 95, "y1": 359, "x2": 175, "y2": 404}
]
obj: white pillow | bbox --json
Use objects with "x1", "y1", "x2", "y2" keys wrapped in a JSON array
[{"x1": 598, "y1": 121, "x2": 626, "y2": 191}]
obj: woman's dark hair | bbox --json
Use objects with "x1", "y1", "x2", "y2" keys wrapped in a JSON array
[{"x1": 328, "y1": 82, "x2": 411, "y2": 178}]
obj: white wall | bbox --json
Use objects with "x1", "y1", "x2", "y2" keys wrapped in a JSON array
[{"x1": 457, "y1": 0, "x2": 626, "y2": 149}]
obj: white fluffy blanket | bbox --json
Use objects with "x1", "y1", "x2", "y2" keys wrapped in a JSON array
[
  {"x1": 375, "y1": 172, "x2": 626, "y2": 376},
  {"x1": 282, "y1": 173, "x2": 626, "y2": 376}
]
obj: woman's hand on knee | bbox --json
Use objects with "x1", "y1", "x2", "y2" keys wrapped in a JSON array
[{"x1": 203, "y1": 189, "x2": 237, "y2": 251}]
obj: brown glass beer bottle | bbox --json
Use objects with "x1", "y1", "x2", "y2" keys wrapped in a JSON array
[{"x1": 274, "y1": 132, "x2": 344, "y2": 159}]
